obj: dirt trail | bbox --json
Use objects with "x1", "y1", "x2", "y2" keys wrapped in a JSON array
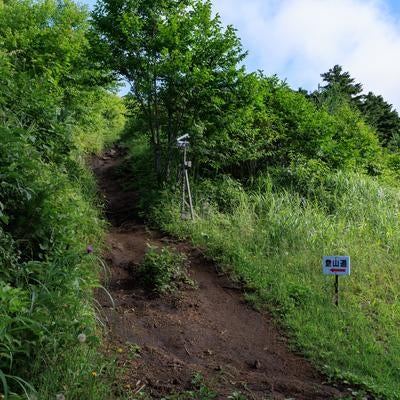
[{"x1": 93, "y1": 150, "x2": 346, "y2": 400}]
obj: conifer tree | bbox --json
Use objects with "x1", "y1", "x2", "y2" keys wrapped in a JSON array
[{"x1": 320, "y1": 64, "x2": 363, "y2": 107}]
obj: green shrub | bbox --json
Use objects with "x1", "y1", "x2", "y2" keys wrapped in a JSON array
[
  {"x1": 193, "y1": 176, "x2": 246, "y2": 213},
  {"x1": 138, "y1": 246, "x2": 192, "y2": 294}
]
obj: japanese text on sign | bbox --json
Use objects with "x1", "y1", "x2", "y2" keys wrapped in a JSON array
[{"x1": 323, "y1": 256, "x2": 350, "y2": 276}]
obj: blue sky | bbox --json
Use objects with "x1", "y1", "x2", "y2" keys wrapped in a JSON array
[
  {"x1": 83, "y1": 0, "x2": 400, "y2": 111},
  {"x1": 387, "y1": 0, "x2": 400, "y2": 16}
]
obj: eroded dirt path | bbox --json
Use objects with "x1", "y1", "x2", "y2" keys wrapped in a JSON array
[{"x1": 93, "y1": 150, "x2": 345, "y2": 400}]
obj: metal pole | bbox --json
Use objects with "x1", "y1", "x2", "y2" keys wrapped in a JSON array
[
  {"x1": 177, "y1": 136, "x2": 194, "y2": 220},
  {"x1": 181, "y1": 147, "x2": 186, "y2": 217},
  {"x1": 334, "y1": 275, "x2": 339, "y2": 307},
  {"x1": 185, "y1": 168, "x2": 194, "y2": 220}
]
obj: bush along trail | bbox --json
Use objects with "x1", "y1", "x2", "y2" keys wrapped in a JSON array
[
  {"x1": 93, "y1": 149, "x2": 353, "y2": 400},
  {"x1": 0, "y1": 0, "x2": 125, "y2": 398}
]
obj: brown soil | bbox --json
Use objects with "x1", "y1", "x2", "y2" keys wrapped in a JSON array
[{"x1": 92, "y1": 149, "x2": 347, "y2": 400}]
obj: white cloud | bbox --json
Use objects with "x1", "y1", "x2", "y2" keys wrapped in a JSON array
[{"x1": 212, "y1": 0, "x2": 400, "y2": 111}]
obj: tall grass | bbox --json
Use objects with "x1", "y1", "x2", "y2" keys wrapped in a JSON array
[{"x1": 152, "y1": 171, "x2": 400, "y2": 399}]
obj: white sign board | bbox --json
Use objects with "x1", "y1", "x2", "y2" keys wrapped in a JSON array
[{"x1": 323, "y1": 256, "x2": 350, "y2": 276}]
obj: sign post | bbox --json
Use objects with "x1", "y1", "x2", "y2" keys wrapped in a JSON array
[{"x1": 322, "y1": 256, "x2": 350, "y2": 306}]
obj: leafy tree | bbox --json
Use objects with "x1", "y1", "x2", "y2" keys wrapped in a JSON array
[
  {"x1": 262, "y1": 78, "x2": 381, "y2": 173},
  {"x1": 92, "y1": 0, "x2": 246, "y2": 181},
  {"x1": 0, "y1": 0, "x2": 116, "y2": 160},
  {"x1": 316, "y1": 65, "x2": 400, "y2": 150}
]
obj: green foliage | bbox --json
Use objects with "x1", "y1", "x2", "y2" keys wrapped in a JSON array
[
  {"x1": 119, "y1": 135, "x2": 159, "y2": 216},
  {"x1": 360, "y1": 92, "x2": 400, "y2": 148},
  {"x1": 0, "y1": 0, "x2": 122, "y2": 162},
  {"x1": 117, "y1": 13, "x2": 399, "y2": 399},
  {"x1": 312, "y1": 65, "x2": 400, "y2": 151},
  {"x1": 319, "y1": 64, "x2": 363, "y2": 107},
  {"x1": 138, "y1": 245, "x2": 192, "y2": 295},
  {"x1": 93, "y1": 0, "x2": 247, "y2": 181},
  {"x1": 31, "y1": 347, "x2": 119, "y2": 400},
  {"x1": 194, "y1": 176, "x2": 245, "y2": 213},
  {"x1": 386, "y1": 152, "x2": 400, "y2": 177},
  {"x1": 188, "y1": 69, "x2": 383, "y2": 178},
  {"x1": 0, "y1": 144, "x2": 109, "y2": 396},
  {"x1": 260, "y1": 78, "x2": 382, "y2": 174},
  {"x1": 0, "y1": 0, "x2": 125, "y2": 397},
  {"x1": 2, "y1": 0, "x2": 398, "y2": 398},
  {"x1": 72, "y1": 89, "x2": 126, "y2": 155},
  {"x1": 122, "y1": 74, "x2": 384, "y2": 209},
  {"x1": 104, "y1": 6, "x2": 389, "y2": 185},
  {"x1": 127, "y1": 343, "x2": 141, "y2": 360}
]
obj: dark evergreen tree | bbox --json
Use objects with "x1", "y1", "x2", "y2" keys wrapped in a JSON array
[
  {"x1": 360, "y1": 92, "x2": 400, "y2": 147},
  {"x1": 320, "y1": 64, "x2": 363, "y2": 107}
]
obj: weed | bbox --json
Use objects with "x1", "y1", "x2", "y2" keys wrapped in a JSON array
[
  {"x1": 121, "y1": 373, "x2": 217, "y2": 400},
  {"x1": 161, "y1": 374, "x2": 217, "y2": 400},
  {"x1": 138, "y1": 245, "x2": 193, "y2": 295},
  {"x1": 127, "y1": 343, "x2": 141, "y2": 360},
  {"x1": 228, "y1": 391, "x2": 247, "y2": 400}
]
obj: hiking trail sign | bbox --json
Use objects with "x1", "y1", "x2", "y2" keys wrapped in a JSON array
[
  {"x1": 323, "y1": 256, "x2": 350, "y2": 306},
  {"x1": 323, "y1": 256, "x2": 350, "y2": 276}
]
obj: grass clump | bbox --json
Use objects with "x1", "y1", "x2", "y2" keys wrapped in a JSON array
[{"x1": 138, "y1": 246, "x2": 192, "y2": 295}]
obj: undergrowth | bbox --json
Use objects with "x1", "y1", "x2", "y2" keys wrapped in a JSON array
[{"x1": 0, "y1": 0, "x2": 125, "y2": 397}]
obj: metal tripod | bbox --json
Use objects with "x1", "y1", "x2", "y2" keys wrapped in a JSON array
[
  {"x1": 180, "y1": 145, "x2": 194, "y2": 220},
  {"x1": 176, "y1": 134, "x2": 194, "y2": 220}
]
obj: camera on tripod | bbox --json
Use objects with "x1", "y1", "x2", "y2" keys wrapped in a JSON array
[{"x1": 176, "y1": 133, "x2": 190, "y2": 149}]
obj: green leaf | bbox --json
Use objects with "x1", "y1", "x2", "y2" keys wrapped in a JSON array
[{"x1": 0, "y1": 369, "x2": 9, "y2": 396}]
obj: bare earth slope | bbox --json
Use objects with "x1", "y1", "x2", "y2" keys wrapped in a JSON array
[{"x1": 93, "y1": 150, "x2": 346, "y2": 400}]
